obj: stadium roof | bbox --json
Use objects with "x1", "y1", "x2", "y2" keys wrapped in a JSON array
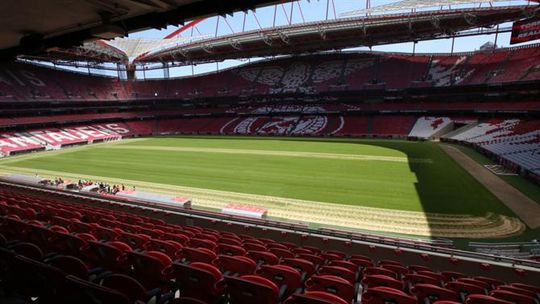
[
  {"x1": 135, "y1": 5, "x2": 536, "y2": 64},
  {"x1": 341, "y1": 0, "x2": 530, "y2": 16},
  {"x1": 107, "y1": 37, "x2": 210, "y2": 59},
  {"x1": 13, "y1": 1, "x2": 539, "y2": 66},
  {"x1": 0, "y1": 0, "x2": 289, "y2": 58}
]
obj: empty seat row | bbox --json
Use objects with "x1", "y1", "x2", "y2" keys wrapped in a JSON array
[{"x1": 1, "y1": 188, "x2": 539, "y2": 304}]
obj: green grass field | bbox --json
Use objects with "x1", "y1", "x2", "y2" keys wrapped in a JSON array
[{"x1": 0, "y1": 136, "x2": 515, "y2": 217}]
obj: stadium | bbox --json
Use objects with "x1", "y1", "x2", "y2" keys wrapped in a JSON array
[{"x1": 0, "y1": 0, "x2": 539, "y2": 303}]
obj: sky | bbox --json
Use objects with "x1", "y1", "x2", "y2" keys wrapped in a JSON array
[{"x1": 55, "y1": 0, "x2": 537, "y2": 78}]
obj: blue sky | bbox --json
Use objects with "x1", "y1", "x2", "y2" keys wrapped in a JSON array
[{"x1": 59, "y1": 0, "x2": 537, "y2": 78}]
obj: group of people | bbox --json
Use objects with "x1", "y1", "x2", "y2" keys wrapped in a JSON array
[
  {"x1": 53, "y1": 177, "x2": 64, "y2": 186},
  {"x1": 77, "y1": 179, "x2": 135, "y2": 195},
  {"x1": 40, "y1": 176, "x2": 137, "y2": 196}
]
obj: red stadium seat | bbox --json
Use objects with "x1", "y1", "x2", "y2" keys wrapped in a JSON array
[
  {"x1": 411, "y1": 284, "x2": 460, "y2": 303},
  {"x1": 324, "y1": 250, "x2": 346, "y2": 260},
  {"x1": 409, "y1": 265, "x2": 432, "y2": 273},
  {"x1": 320, "y1": 253, "x2": 342, "y2": 262},
  {"x1": 417, "y1": 271, "x2": 445, "y2": 283},
  {"x1": 244, "y1": 242, "x2": 268, "y2": 252},
  {"x1": 257, "y1": 264, "x2": 303, "y2": 298},
  {"x1": 187, "y1": 237, "x2": 217, "y2": 250},
  {"x1": 168, "y1": 262, "x2": 225, "y2": 304},
  {"x1": 21, "y1": 224, "x2": 52, "y2": 249},
  {"x1": 213, "y1": 254, "x2": 258, "y2": 276},
  {"x1": 497, "y1": 285, "x2": 539, "y2": 298},
  {"x1": 404, "y1": 273, "x2": 441, "y2": 286},
  {"x1": 474, "y1": 276, "x2": 504, "y2": 289},
  {"x1": 46, "y1": 255, "x2": 91, "y2": 278},
  {"x1": 82, "y1": 240, "x2": 132, "y2": 271},
  {"x1": 123, "y1": 250, "x2": 172, "y2": 289},
  {"x1": 218, "y1": 237, "x2": 243, "y2": 247},
  {"x1": 13, "y1": 254, "x2": 71, "y2": 300},
  {"x1": 143, "y1": 238, "x2": 183, "y2": 258},
  {"x1": 178, "y1": 246, "x2": 217, "y2": 264},
  {"x1": 92, "y1": 226, "x2": 120, "y2": 241},
  {"x1": 381, "y1": 264, "x2": 409, "y2": 277},
  {"x1": 349, "y1": 257, "x2": 374, "y2": 269},
  {"x1": 362, "y1": 274, "x2": 404, "y2": 290},
  {"x1": 217, "y1": 243, "x2": 247, "y2": 256},
  {"x1": 269, "y1": 247, "x2": 295, "y2": 259},
  {"x1": 225, "y1": 275, "x2": 280, "y2": 304},
  {"x1": 457, "y1": 278, "x2": 490, "y2": 290},
  {"x1": 319, "y1": 265, "x2": 357, "y2": 284},
  {"x1": 162, "y1": 232, "x2": 190, "y2": 245},
  {"x1": 97, "y1": 273, "x2": 163, "y2": 304},
  {"x1": 195, "y1": 232, "x2": 219, "y2": 242},
  {"x1": 362, "y1": 286, "x2": 416, "y2": 304},
  {"x1": 64, "y1": 275, "x2": 132, "y2": 304},
  {"x1": 266, "y1": 242, "x2": 288, "y2": 250},
  {"x1": 50, "y1": 216, "x2": 75, "y2": 228},
  {"x1": 247, "y1": 250, "x2": 279, "y2": 265},
  {"x1": 294, "y1": 247, "x2": 315, "y2": 255},
  {"x1": 378, "y1": 260, "x2": 403, "y2": 267},
  {"x1": 282, "y1": 258, "x2": 317, "y2": 278},
  {"x1": 442, "y1": 271, "x2": 466, "y2": 282},
  {"x1": 466, "y1": 294, "x2": 513, "y2": 304},
  {"x1": 364, "y1": 266, "x2": 398, "y2": 279},
  {"x1": 305, "y1": 275, "x2": 356, "y2": 303},
  {"x1": 303, "y1": 246, "x2": 322, "y2": 255},
  {"x1": 220, "y1": 232, "x2": 241, "y2": 240},
  {"x1": 9, "y1": 242, "x2": 44, "y2": 260},
  {"x1": 284, "y1": 291, "x2": 349, "y2": 304},
  {"x1": 297, "y1": 253, "x2": 325, "y2": 267},
  {"x1": 490, "y1": 289, "x2": 538, "y2": 304},
  {"x1": 446, "y1": 281, "x2": 486, "y2": 295},
  {"x1": 329, "y1": 260, "x2": 358, "y2": 273},
  {"x1": 115, "y1": 231, "x2": 151, "y2": 249},
  {"x1": 510, "y1": 283, "x2": 540, "y2": 294},
  {"x1": 168, "y1": 298, "x2": 208, "y2": 304}
]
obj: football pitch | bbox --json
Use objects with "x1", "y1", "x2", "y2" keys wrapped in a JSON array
[{"x1": 0, "y1": 136, "x2": 530, "y2": 239}]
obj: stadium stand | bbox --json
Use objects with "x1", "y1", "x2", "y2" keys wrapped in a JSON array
[
  {"x1": 0, "y1": 123, "x2": 131, "y2": 156},
  {"x1": 469, "y1": 241, "x2": 540, "y2": 260},
  {"x1": 445, "y1": 119, "x2": 540, "y2": 173},
  {"x1": 1, "y1": 45, "x2": 540, "y2": 102},
  {"x1": 0, "y1": 185, "x2": 539, "y2": 304},
  {"x1": 409, "y1": 117, "x2": 453, "y2": 139},
  {"x1": 371, "y1": 116, "x2": 416, "y2": 137},
  {"x1": 1, "y1": 115, "x2": 539, "y2": 182}
]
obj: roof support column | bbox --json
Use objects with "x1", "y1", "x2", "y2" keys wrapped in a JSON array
[
  {"x1": 273, "y1": 5, "x2": 278, "y2": 27},
  {"x1": 163, "y1": 62, "x2": 170, "y2": 79},
  {"x1": 289, "y1": 1, "x2": 294, "y2": 25},
  {"x1": 125, "y1": 63, "x2": 136, "y2": 80},
  {"x1": 493, "y1": 24, "x2": 499, "y2": 51},
  {"x1": 325, "y1": 0, "x2": 330, "y2": 20},
  {"x1": 215, "y1": 16, "x2": 220, "y2": 37}
]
